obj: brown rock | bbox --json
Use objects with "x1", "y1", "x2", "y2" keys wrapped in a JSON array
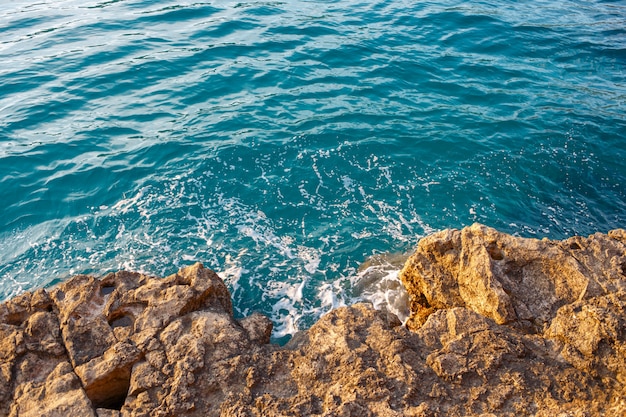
[
  {"x1": 52, "y1": 274, "x2": 118, "y2": 367},
  {"x1": 0, "y1": 225, "x2": 624, "y2": 416},
  {"x1": 238, "y1": 313, "x2": 273, "y2": 345},
  {"x1": 400, "y1": 223, "x2": 626, "y2": 413},
  {"x1": 400, "y1": 223, "x2": 625, "y2": 332},
  {"x1": 75, "y1": 340, "x2": 142, "y2": 409},
  {"x1": 10, "y1": 361, "x2": 96, "y2": 417}
]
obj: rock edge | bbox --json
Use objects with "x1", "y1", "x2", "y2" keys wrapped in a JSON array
[{"x1": 1, "y1": 223, "x2": 625, "y2": 416}]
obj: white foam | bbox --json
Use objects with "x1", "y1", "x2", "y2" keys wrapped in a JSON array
[
  {"x1": 349, "y1": 255, "x2": 411, "y2": 325},
  {"x1": 266, "y1": 280, "x2": 308, "y2": 338},
  {"x1": 217, "y1": 252, "x2": 248, "y2": 294},
  {"x1": 351, "y1": 230, "x2": 372, "y2": 239},
  {"x1": 298, "y1": 246, "x2": 320, "y2": 274},
  {"x1": 1, "y1": 160, "x2": 425, "y2": 339},
  {"x1": 236, "y1": 221, "x2": 295, "y2": 259},
  {"x1": 110, "y1": 188, "x2": 145, "y2": 215},
  {"x1": 341, "y1": 175, "x2": 355, "y2": 192},
  {"x1": 317, "y1": 281, "x2": 347, "y2": 311}
]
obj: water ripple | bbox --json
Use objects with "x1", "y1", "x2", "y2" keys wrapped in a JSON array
[{"x1": 1, "y1": 0, "x2": 625, "y2": 338}]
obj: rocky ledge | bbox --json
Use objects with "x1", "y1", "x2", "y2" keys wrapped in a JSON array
[{"x1": 1, "y1": 224, "x2": 625, "y2": 417}]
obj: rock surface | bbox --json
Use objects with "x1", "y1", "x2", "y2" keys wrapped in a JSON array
[{"x1": 1, "y1": 224, "x2": 625, "y2": 416}]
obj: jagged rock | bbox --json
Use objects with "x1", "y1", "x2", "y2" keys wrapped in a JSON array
[
  {"x1": 0, "y1": 225, "x2": 624, "y2": 416},
  {"x1": 10, "y1": 361, "x2": 96, "y2": 417},
  {"x1": 400, "y1": 223, "x2": 626, "y2": 411}
]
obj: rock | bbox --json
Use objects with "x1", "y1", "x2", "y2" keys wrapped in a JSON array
[
  {"x1": 9, "y1": 361, "x2": 96, "y2": 417},
  {"x1": 0, "y1": 225, "x2": 625, "y2": 416},
  {"x1": 238, "y1": 313, "x2": 273, "y2": 345},
  {"x1": 400, "y1": 223, "x2": 626, "y2": 412}
]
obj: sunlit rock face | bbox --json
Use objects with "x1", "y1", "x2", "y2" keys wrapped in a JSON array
[{"x1": 1, "y1": 225, "x2": 625, "y2": 416}]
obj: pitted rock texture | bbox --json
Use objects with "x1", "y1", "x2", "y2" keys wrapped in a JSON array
[
  {"x1": 0, "y1": 224, "x2": 625, "y2": 416},
  {"x1": 400, "y1": 224, "x2": 626, "y2": 409}
]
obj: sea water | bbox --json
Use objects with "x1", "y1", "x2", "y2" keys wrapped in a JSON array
[{"x1": 1, "y1": 0, "x2": 625, "y2": 341}]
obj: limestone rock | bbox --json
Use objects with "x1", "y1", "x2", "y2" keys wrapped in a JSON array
[
  {"x1": 0, "y1": 225, "x2": 625, "y2": 416},
  {"x1": 400, "y1": 223, "x2": 626, "y2": 411},
  {"x1": 400, "y1": 224, "x2": 625, "y2": 329},
  {"x1": 0, "y1": 263, "x2": 243, "y2": 416},
  {"x1": 10, "y1": 361, "x2": 96, "y2": 417}
]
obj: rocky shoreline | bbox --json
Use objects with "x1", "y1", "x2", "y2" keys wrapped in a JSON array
[{"x1": 1, "y1": 223, "x2": 625, "y2": 416}]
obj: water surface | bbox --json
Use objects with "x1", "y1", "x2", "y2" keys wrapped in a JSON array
[{"x1": 1, "y1": 0, "x2": 625, "y2": 339}]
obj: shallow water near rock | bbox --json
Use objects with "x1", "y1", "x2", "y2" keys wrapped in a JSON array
[{"x1": 1, "y1": 0, "x2": 625, "y2": 340}]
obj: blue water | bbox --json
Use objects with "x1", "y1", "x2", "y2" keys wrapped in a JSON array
[{"x1": 1, "y1": 0, "x2": 625, "y2": 339}]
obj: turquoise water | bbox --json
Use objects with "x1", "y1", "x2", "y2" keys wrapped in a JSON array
[{"x1": 1, "y1": 0, "x2": 625, "y2": 339}]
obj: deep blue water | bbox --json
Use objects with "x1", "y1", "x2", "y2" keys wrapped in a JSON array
[{"x1": 1, "y1": 0, "x2": 625, "y2": 339}]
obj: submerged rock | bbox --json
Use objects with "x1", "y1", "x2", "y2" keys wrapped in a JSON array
[{"x1": 0, "y1": 224, "x2": 624, "y2": 416}]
